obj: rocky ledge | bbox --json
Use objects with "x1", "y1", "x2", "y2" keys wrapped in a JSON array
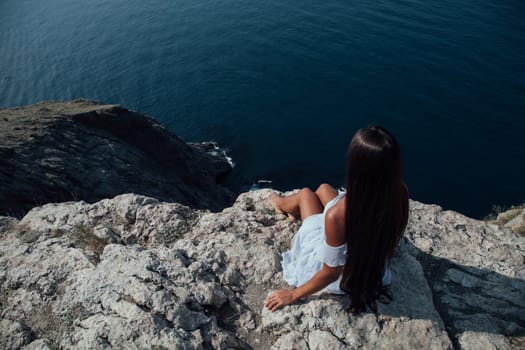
[
  {"x1": 0, "y1": 190, "x2": 523, "y2": 349},
  {"x1": 0, "y1": 100, "x2": 234, "y2": 217}
]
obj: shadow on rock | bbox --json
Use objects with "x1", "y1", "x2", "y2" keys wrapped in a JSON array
[{"x1": 407, "y1": 240, "x2": 525, "y2": 346}]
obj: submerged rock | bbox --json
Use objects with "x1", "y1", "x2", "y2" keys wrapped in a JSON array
[
  {"x1": 0, "y1": 100, "x2": 234, "y2": 217},
  {"x1": 0, "y1": 190, "x2": 523, "y2": 349}
]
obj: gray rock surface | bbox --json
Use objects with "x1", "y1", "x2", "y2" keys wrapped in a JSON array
[
  {"x1": 0, "y1": 100, "x2": 234, "y2": 217},
  {"x1": 0, "y1": 190, "x2": 524, "y2": 349},
  {"x1": 495, "y1": 207, "x2": 525, "y2": 236}
]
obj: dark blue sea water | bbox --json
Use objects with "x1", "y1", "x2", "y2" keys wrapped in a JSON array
[{"x1": 1, "y1": 0, "x2": 524, "y2": 218}]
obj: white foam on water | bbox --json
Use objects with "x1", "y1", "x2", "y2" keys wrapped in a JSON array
[{"x1": 208, "y1": 142, "x2": 235, "y2": 168}]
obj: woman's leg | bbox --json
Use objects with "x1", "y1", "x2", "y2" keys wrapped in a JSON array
[
  {"x1": 315, "y1": 183, "x2": 338, "y2": 206},
  {"x1": 269, "y1": 188, "x2": 323, "y2": 220}
]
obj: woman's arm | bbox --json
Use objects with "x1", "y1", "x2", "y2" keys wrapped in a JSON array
[
  {"x1": 265, "y1": 205, "x2": 347, "y2": 312},
  {"x1": 265, "y1": 264, "x2": 343, "y2": 312}
]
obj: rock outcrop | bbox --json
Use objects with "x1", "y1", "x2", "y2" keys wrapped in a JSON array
[
  {"x1": 0, "y1": 100, "x2": 234, "y2": 217},
  {"x1": 494, "y1": 206, "x2": 525, "y2": 236},
  {"x1": 0, "y1": 190, "x2": 523, "y2": 349}
]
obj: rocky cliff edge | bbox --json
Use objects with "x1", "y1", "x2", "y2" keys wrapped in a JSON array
[
  {"x1": 0, "y1": 190, "x2": 524, "y2": 349},
  {"x1": 0, "y1": 100, "x2": 234, "y2": 218}
]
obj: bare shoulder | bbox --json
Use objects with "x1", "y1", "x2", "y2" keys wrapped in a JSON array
[
  {"x1": 326, "y1": 198, "x2": 346, "y2": 223},
  {"x1": 325, "y1": 198, "x2": 346, "y2": 246}
]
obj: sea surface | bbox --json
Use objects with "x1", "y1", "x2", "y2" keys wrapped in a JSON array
[{"x1": 1, "y1": 0, "x2": 524, "y2": 218}]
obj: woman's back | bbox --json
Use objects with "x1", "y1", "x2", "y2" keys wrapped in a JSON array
[
  {"x1": 265, "y1": 125, "x2": 408, "y2": 313},
  {"x1": 341, "y1": 126, "x2": 409, "y2": 313}
]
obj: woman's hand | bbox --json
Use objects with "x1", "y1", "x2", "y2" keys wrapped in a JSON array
[
  {"x1": 265, "y1": 289, "x2": 297, "y2": 312},
  {"x1": 264, "y1": 265, "x2": 342, "y2": 312}
]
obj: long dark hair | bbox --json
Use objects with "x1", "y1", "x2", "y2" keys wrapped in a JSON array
[{"x1": 340, "y1": 125, "x2": 409, "y2": 314}]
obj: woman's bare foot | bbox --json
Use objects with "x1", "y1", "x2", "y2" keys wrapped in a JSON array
[{"x1": 268, "y1": 193, "x2": 296, "y2": 221}]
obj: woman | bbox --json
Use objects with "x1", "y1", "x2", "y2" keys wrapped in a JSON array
[{"x1": 265, "y1": 125, "x2": 409, "y2": 314}]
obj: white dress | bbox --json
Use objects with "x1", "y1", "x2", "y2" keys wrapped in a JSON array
[{"x1": 281, "y1": 191, "x2": 392, "y2": 294}]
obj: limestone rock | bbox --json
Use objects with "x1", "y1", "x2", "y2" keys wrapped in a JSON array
[
  {"x1": 0, "y1": 190, "x2": 523, "y2": 349},
  {"x1": 496, "y1": 207, "x2": 525, "y2": 236},
  {"x1": 458, "y1": 331, "x2": 516, "y2": 350},
  {"x1": 0, "y1": 319, "x2": 35, "y2": 349}
]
